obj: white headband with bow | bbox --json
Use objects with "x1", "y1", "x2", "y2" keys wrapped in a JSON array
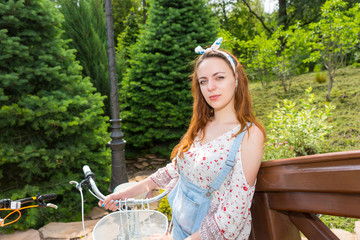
[{"x1": 195, "y1": 37, "x2": 237, "y2": 86}]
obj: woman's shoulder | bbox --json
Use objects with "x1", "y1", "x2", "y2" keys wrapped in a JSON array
[{"x1": 246, "y1": 124, "x2": 265, "y2": 141}]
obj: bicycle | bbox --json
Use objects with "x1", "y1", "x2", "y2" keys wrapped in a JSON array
[
  {"x1": 0, "y1": 193, "x2": 57, "y2": 227},
  {"x1": 70, "y1": 165, "x2": 171, "y2": 240}
]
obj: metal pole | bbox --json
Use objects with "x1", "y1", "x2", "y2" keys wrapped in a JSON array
[{"x1": 104, "y1": 0, "x2": 128, "y2": 192}]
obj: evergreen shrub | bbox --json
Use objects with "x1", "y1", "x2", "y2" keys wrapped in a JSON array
[
  {"x1": 58, "y1": 0, "x2": 110, "y2": 116},
  {"x1": 116, "y1": 11, "x2": 140, "y2": 86},
  {"x1": 0, "y1": 0, "x2": 110, "y2": 230},
  {"x1": 120, "y1": 0, "x2": 217, "y2": 157}
]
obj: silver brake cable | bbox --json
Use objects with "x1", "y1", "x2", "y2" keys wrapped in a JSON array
[{"x1": 70, "y1": 181, "x2": 88, "y2": 240}]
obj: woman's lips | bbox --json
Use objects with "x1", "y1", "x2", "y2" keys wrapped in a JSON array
[{"x1": 210, "y1": 95, "x2": 220, "y2": 100}]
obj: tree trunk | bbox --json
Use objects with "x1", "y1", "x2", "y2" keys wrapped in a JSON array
[
  {"x1": 277, "y1": 0, "x2": 288, "y2": 53},
  {"x1": 278, "y1": 0, "x2": 287, "y2": 28},
  {"x1": 259, "y1": 69, "x2": 264, "y2": 86},
  {"x1": 308, "y1": 61, "x2": 316, "y2": 72},
  {"x1": 326, "y1": 69, "x2": 333, "y2": 101},
  {"x1": 239, "y1": 0, "x2": 273, "y2": 35},
  {"x1": 142, "y1": 0, "x2": 147, "y2": 24},
  {"x1": 281, "y1": 75, "x2": 288, "y2": 92},
  {"x1": 220, "y1": 1, "x2": 229, "y2": 26}
]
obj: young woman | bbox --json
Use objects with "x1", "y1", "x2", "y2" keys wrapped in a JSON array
[{"x1": 99, "y1": 38, "x2": 265, "y2": 240}]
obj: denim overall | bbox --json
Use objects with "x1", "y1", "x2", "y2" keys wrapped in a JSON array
[{"x1": 167, "y1": 130, "x2": 247, "y2": 240}]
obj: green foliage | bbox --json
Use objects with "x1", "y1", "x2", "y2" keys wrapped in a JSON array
[
  {"x1": 266, "y1": 87, "x2": 335, "y2": 157},
  {"x1": 157, "y1": 189, "x2": 172, "y2": 221},
  {"x1": 238, "y1": 21, "x2": 313, "y2": 92},
  {"x1": 116, "y1": 11, "x2": 140, "y2": 84},
  {"x1": 320, "y1": 215, "x2": 358, "y2": 233},
  {"x1": 217, "y1": 29, "x2": 237, "y2": 53},
  {"x1": 263, "y1": 141, "x2": 296, "y2": 161},
  {"x1": 58, "y1": 0, "x2": 110, "y2": 116},
  {"x1": 272, "y1": 24, "x2": 312, "y2": 92},
  {"x1": 251, "y1": 67, "x2": 360, "y2": 153},
  {"x1": 117, "y1": 12, "x2": 140, "y2": 61},
  {"x1": 0, "y1": 0, "x2": 110, "y2": 230},
  {"x1": 208, "y1": 0, "x2": 266, "y2": 48},
  {"x1": 306, "y1": 0, "x2": 360, "y2": 100},
  {"x1": 120, "y1": 0, "x2": 217, "y2": 157},
  {"x1": 315, "y1": 72, "x2": 327, "y2": 83},
  {"x1": 284, "y1": 0, "x2": 326, "y2": 27},
  {"x1": 238, "y1": 32, "x2": 278, "y2": 85},
  {"x1": 112, "y1": 0, "x2": 143, "y2": 45}
]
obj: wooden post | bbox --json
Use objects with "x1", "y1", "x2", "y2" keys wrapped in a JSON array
[{"x1": 251, "y1": 192, "x2": 301, "y2": 240}]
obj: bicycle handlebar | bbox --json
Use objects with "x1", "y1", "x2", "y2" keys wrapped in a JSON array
[
  {"x1": 0, "y1": 193, "x2": 58, "y2": 209},
  {"x1": 37, "y1": 194, "x2": 57, "y2": 202},
  {"x1": 73, "y1": 165, "x2": 170, "y2": 207}
]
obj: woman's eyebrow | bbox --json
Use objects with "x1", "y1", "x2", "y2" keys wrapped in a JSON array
[
  {"x1": 198, "y1": 72, "x2": 226, "y2": 80},
  {"x1": 213, "y1": 72, "x2": 226, "y2": 76}
]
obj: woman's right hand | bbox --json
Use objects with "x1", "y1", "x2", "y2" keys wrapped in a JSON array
[
  {"x1": 98, "y1": 177, "x2": 157, "y2": 212},
  {"x1": 98, "y1": 191, "x2": 123, "y2": 211}
]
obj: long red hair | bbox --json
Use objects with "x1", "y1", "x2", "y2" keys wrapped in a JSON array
[{"x1": 171, "y1": 49, "x2": 265, "y2": 160}]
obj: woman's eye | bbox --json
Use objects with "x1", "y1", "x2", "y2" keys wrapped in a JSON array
[
  {"x1": 199, "y1": 80, "x2": 207, "y2": 85},
  {"x1": 216, "y1": 76, "x2": 224, "y2": 80}
]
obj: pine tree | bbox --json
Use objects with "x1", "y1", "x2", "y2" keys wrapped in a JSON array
[
  {"x1": 112, "y1": 0, "x2": 142, "y2": 45},
  {"x1": 0, "y1": 0, "x2": 110, "y2": 229},
  {"x1": 116, "y1": 11, "x2": 141, "y2": 86},
  {"x1": 117, "y1": 11, "x2": 141, "y2": 60},
  {"x1": 58, "y1": 0, "x2": 110, "y2": 116},
  {"x1": 120, "y1": 0, "x2": 217, "y2": 157}
]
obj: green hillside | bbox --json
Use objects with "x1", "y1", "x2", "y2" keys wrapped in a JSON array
[
  {"x1": 250, "y1": 66, "x2": 360, "y2": 232},
  {"x1": 250, "y1": 66, "x2": 360, "y2": 153}
]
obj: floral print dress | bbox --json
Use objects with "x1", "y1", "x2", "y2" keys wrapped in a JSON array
[{"x1": 150, "y1": 125, "x2": 255, "y2": 240}]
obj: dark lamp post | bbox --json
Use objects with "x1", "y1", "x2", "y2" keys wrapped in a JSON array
[{"x1": 104, "y1": 0, "x2": 128, "y2": 192}]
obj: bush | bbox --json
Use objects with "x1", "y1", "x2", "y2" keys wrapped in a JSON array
[
  {"x1": 157, "y1": 189, "x2": 172, "y2": 222},
  {"x1": 116, "y1": 11, "x2": 140, "y2": 91},
  {"x1": 263, "y1": 141, "x2": 296, "y2": 161},
  {"x1": 265, "y1": 87, "x2": 335, "y2": 158},
  {"x1": 315, "y1": 72, "x2": 327, "y2": 83},
  {"x1": 58, "y1": 0, "x2": 110, "y2": 116},
  {"x1": 0, "y1": 0, "x2": 110, "y2": 230}
]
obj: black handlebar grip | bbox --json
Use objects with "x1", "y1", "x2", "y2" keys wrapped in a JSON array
[
  {"x1": 0, "y1": 199, "x2": 11, "y2": 208},
  {"x1": 38, "y1": 194, "x2": 57, "y2": 201}
]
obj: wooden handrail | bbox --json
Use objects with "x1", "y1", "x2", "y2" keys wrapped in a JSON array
[
  {"x1": 259, "y1": 150, "x2": 360, "y2": 168},
  {"x1": 250, "y1": 150, "x2": 360, "y2": 240},
  {"x1": 256, "y1": 150, "x2": 360, "y2": 194}
]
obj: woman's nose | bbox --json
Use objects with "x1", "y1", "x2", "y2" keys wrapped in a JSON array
[{"x1": 207, "y1": 79, "x2": 216, "y2": 91}]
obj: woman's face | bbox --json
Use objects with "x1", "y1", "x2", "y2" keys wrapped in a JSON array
[{"x1": 197, "y1": 57, "x2": 237, "y2": 113}]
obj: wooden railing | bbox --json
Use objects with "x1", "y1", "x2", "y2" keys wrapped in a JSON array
[{"x1": 250, "y1": 150, "x2": 360, "y2": 240}]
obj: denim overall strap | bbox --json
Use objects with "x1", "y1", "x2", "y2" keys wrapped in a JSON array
[
  {"x1": 168, "y1": 171, "x2": 213, "y2": 239},
  {"x1": 208, "y1": 129, "x2": 246, "y2": 193},
  {"x1": 168, "y1": 124, "x2": 250, "y2": 239}
]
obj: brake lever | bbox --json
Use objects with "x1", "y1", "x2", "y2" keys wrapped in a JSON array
[
  {"x1": 46, "y1": 203, "x2": 58, "y2": 209},
  {"x1": 70, "y1": 177, "x2": 91, "y2": 191},
  {"x1": 70, "y1": 180, "x2": 81, "y2": 190}
]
